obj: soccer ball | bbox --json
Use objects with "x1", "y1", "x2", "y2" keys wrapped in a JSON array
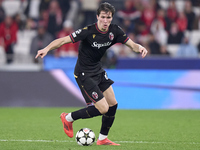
[{"x1": 75, "y1": 128, "x2": 95, "y2": 146}]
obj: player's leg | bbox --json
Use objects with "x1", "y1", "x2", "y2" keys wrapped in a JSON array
[
  {"x1": 69, "y1": 97, "x2": 109, "y2": 120},
  {"x1": 69, "y1": 75, "x2": 110, "y2": 119},
  {"x1": 96, "y1": 72, "x2": 119, "y2": 145},
  {"x1": 101, "y1": 86, "x2": 118, "y2": 137},
  {"x1": 97, "y1": 85, "x2": 120, "y2": 145},
  {"x1": 61, "y1": 99, "x2": 109, "y2": 138},
  {"x1": 60, "y1": 74, "x2": 109, "y2": 138}
]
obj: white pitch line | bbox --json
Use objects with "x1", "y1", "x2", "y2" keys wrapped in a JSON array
[
  {"x1": 115, "y1": 141, "x2": 200, "y2": 145},
  {"x1": 0, "y1": 139, "x2": 70, "y2": 143},
  {"x1": 0, "y1": 139, "x2": 199, "y2": 145}
]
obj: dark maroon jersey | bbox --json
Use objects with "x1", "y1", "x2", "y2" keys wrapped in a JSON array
[{"x1": 70, "y1": 23, "x2": 129, "y2": 76}]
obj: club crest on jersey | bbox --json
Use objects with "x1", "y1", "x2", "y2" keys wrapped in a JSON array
[
  {"x1": 92, "y1": 92, "x2": 98, "y2": 99},
  {"x1": 109, "y1": 32, "x2": 114, "y2": 40},
  {"x1": 93, "y1": 34, "x2": 96, "y2": 39}
]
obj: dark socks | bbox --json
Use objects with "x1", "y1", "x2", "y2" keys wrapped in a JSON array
[
  {"x1": 71, "y1": 105, "x2": 102, "y2": 121},
  {"x1": 71, "y1": 103, "x2": 118, "y2": 136},
  {"x1": 100, "y1": 104, "x2": 118, "y2": 136}
]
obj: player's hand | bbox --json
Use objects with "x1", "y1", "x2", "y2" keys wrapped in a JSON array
[
  {"x1": 35, "y1": 49, "x2": 48, "y2": 59},
  {"x1": 138, "y1": 45, "x2": 148, "y2": 58}
]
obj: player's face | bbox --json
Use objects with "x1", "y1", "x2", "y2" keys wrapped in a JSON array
[{"x1": 97, "y1": 11, "x2": 113, "y2": 31}]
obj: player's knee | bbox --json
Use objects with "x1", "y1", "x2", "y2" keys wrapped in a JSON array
[
  {"x1": 98, "y1": 105, "x2": 109, "y2": 114},
  {"x1": 94, "y1": 98, "x2": 109, "y2": 114}
]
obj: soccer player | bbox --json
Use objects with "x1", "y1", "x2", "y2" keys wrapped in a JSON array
[{"x1": 35, "y1": 2, "x2": 148, "y2": 146}]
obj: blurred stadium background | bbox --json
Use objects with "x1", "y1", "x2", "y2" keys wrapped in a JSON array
[{"x1": 0, "y1": 0, "x2": 200, "y2": 109}]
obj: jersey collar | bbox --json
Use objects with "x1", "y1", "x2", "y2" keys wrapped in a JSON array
[{"x1": 95, "y1": 23, "x2": 109, "y2": 34}]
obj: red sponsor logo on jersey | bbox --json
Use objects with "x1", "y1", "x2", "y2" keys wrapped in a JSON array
[
  {"x1": 92, "y1": 92, "x2": 98, "y2": 99},
  {"x1": 109, "y1": 32, "x2": 114, "y2": 40}
]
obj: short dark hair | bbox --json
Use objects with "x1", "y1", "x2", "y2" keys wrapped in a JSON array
[{"x1": 96, "y1": 2, "x2": 115, "y2": 17}]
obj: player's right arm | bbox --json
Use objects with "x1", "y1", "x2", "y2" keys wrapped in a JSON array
[
  {"x1": 35, "y1": 35, "x2": 72, "y2": 59},
  {"x1": 125, "y1": 38, "x2": 148, "y2": 58}
]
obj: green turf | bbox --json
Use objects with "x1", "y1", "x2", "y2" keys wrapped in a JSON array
[{"x1": 0, "y1": 108, "x2": 200, "y2": 150}]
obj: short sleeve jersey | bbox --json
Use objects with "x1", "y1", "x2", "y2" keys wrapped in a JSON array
[{"x1": 70, "y1": 23, "x2": 129, "y2": 76}]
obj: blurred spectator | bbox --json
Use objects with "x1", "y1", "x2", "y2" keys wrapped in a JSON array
[
  {"x1": 116, "y1": 0, "x2": 141, "y2": 34},
  {"x1": 150, "y1": 0, "x2": 161, "y2": 11},
  {"x1": 65, "y1": 0, "x2": 79, "y2": 29},
  {"x1": 198, "y1": 16, "x2": 200, "y2": 29},
  {"x1": 184, "y1": 0, "x2": 196, "y2": 31},
  {"x1": 150, "y1": 19, "x2": 168, "y2": 46},
  {"x1": 167, "y1": 22, "x2": 184, "y2": 44},
  {"x1": 141, "y1": 2, "x2": 156, "y2": 29},
  {"x1": 25, "y1": 17, "x2": 37, "y2": 30},
  {"x1": 0, "y1": 16, "x2": 18, "y2": 63},
  {"x1": 197, "y1": 41, "x2": 200, "y2": 53},
  {"x1": 30, "y1": 22, "x2": 53, "y2": 63},
  {"x1": 39, "y1": 0, "x2": 51, "y2": 13},
  {"x1": 191, "y1": 0, "x2": 200, "y2": 6},
  {"x1": 80, "y1": 0, "x2": 100, "y2": 27},
  {"x1": 193, "y1": 15, "x2": 200, "y2": 30},
  {"x1": 176, "y1": 36, "x2": 198, "y2": 57},
  {"x1": 148, "y1": 33, "x2": 161, "y2": 55},
  {"x1": 0, "y1": 0, "x2": 5, "y2": 23},
  {"x1": 40, "y1": 0, "x2": 70, "y2": 19},
  {"x1": 55, "y1": 20, "x2": 78, "y2": 57},
  {"x1": 120, "y1": 18, "x2": 134, "y2": 34},
  {"x1": 135, "y1": 21, "x2": 149, "y2": 45},
  {"x1": 0, "y1": 45, "x2": 6, "y2": 64},
  {"x1": 160, "y1": 45, "x2": 170, "y2": 56},
  {"x1": 57, "y1": 0, "x2": 71, "y2": 19},
  {"x1": 176, "y1": 11, "x2": 188, "y2": 32},
  {"x1": 140, "y1": 0, "x2": 161, "y2": 11},
  {"x1": 167, "y1": 0, "x2": 178, "y2": 22},
  {"x1": 24, "y1": 0, "x2": 40, "y2": 20},
  {"x1": 14, "y1": 13, "x2": 26, "y2": 31},
  {"x1": 154, "y1": 8, "x2": 171, "y2": 32},
  {"x1": 47, "y1": 0, "x2": 63, "y2": 38},
  {"x1": 38, "y1": 10, "x2": 49, "y2": 29},
  {"x1": 132, "y1": 0, "x2": 143, "y2": 11}
]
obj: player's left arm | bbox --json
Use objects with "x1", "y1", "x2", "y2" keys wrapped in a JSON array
[{"x1": 125, "y1": 38, "x2": 148, "y2": 58}]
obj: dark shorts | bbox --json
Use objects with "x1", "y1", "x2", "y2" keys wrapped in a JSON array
[{"x1": 75, "y1": 71, "x2": 114, "y2": 105}]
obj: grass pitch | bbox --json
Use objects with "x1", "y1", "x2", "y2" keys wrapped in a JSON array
[{"x1": 0, "y1": 108, "x2": 200, "y2": 150}]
